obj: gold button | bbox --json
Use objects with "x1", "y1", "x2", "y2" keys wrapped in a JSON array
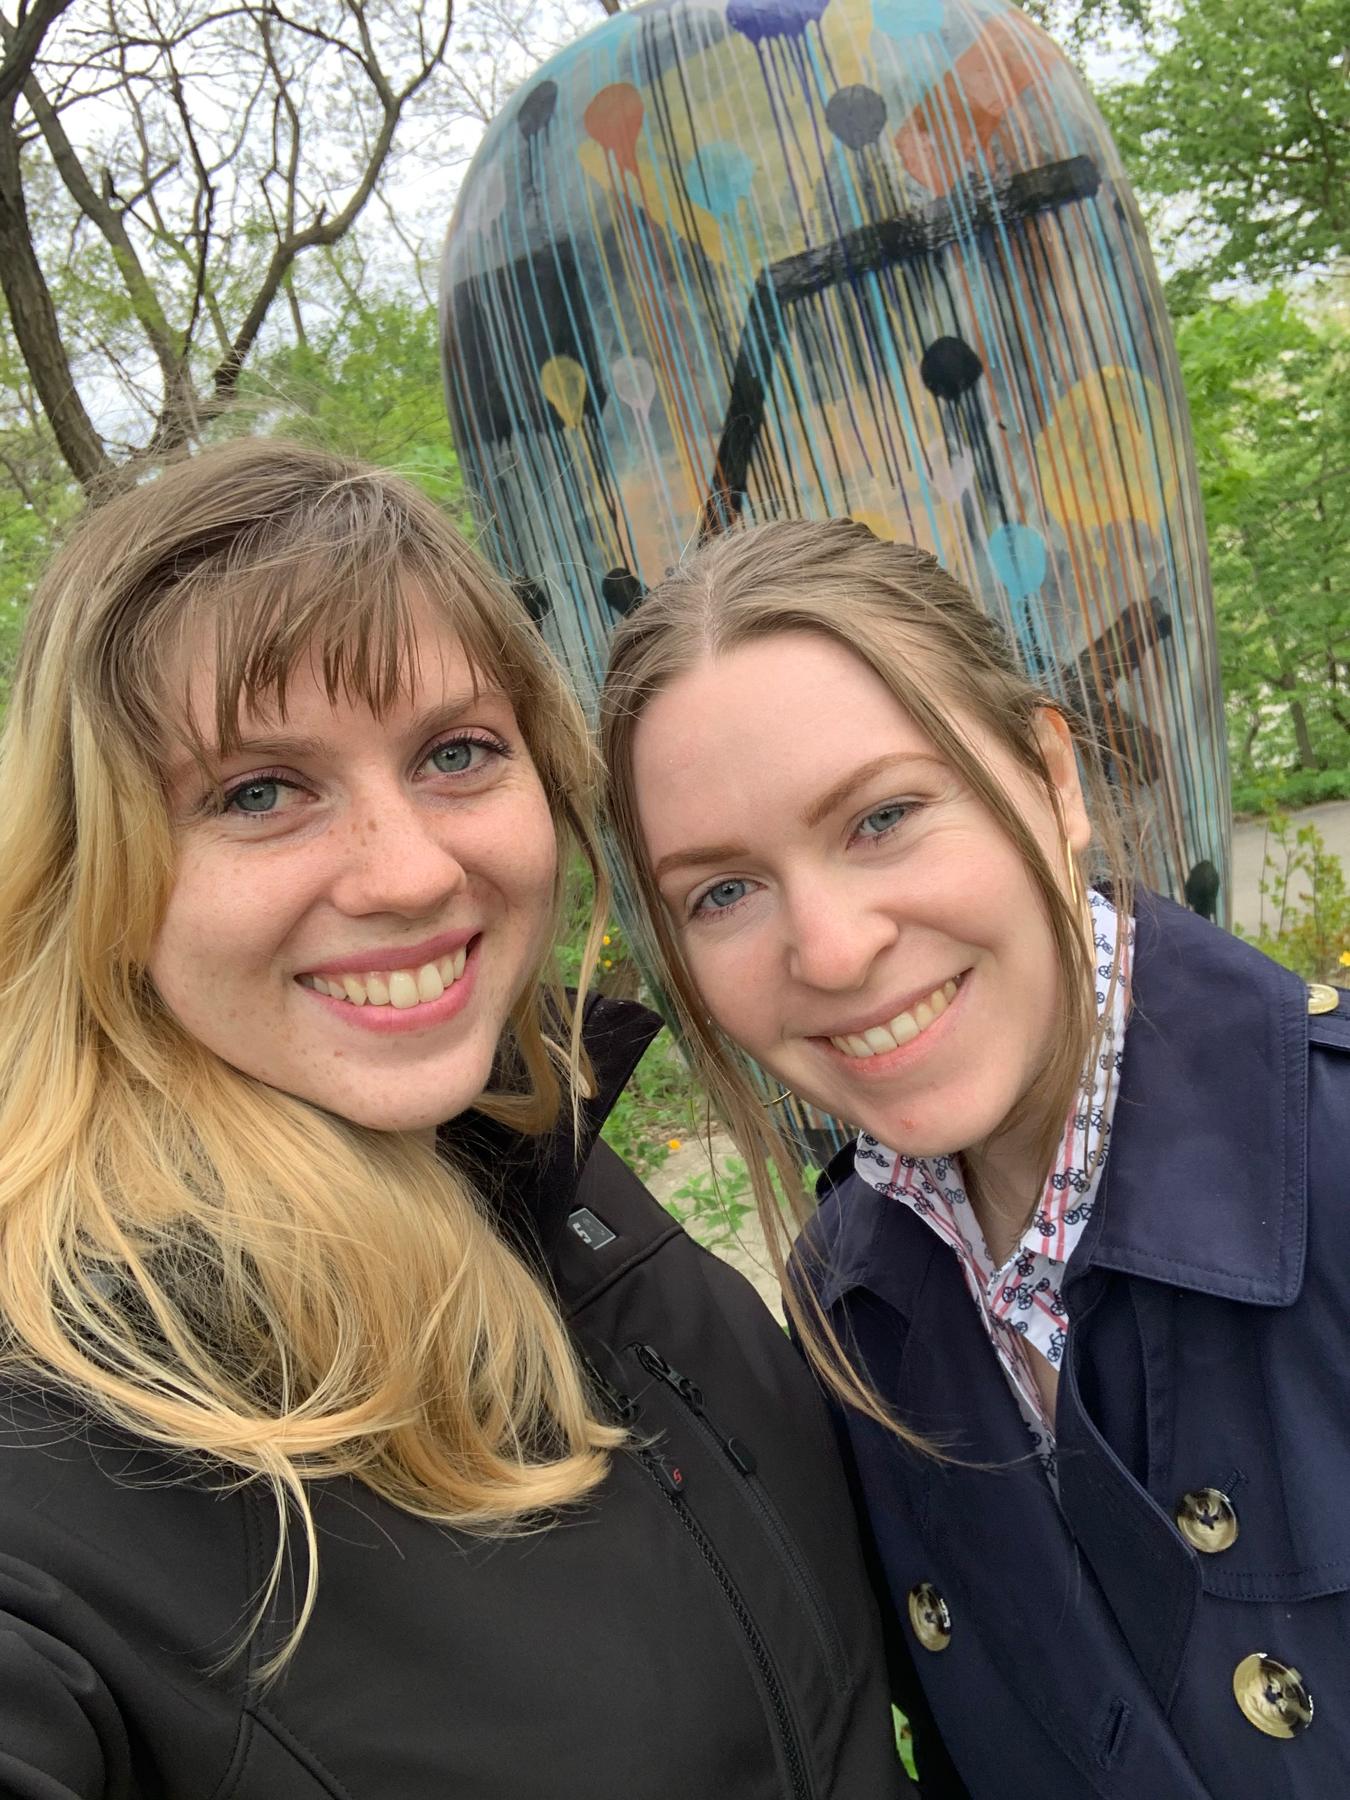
[
  {"x1": 1175, "y1": 1486, "x2": 1239, "y2": 1553},
  {"x1": 1233, "y1": 1653, "x2": 1313, "y2": 1738},
  {"x1": 907, "y1": 1582, "x2": 952, "y2": 1652},
  {"x1": 1307, "y1": 983, "x2": 1340, "y2": 1015}
]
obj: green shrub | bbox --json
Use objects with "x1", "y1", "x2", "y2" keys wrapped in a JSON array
[{"x1": 1236, "y1": 815, "x2": 1350, "y2": 984}]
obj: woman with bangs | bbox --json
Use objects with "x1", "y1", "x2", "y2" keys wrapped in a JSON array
[
  {"x1": 0, "y1": 443, "x2": 909, "y2": 1799},
  {"x1": 600, "y1": 517, "x2": 1350, "y2": 1800}
]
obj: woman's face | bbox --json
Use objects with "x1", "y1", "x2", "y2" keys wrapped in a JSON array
[
  {"x1": 149, "y1": 597, "x2": 558, "y2": 1133},
  {"x1": 631, "y1": 631, "x2": 1090, "y2": 1160}
]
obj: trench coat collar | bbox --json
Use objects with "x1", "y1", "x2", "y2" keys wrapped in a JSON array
[
  {"x1": 1075, "y1": 890, "x2": 1308, "y2": 1306},
  {"x1": 813, "y1": 893, "x2": 1309, "y2": 1312}
]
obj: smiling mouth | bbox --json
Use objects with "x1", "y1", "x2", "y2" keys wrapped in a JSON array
[
  {"x1": 298, "y1": 944, "x2": 470, "y2": 1011},
  {"x1": 825, "y1": 976, "x2": 961, "y2": 1060}
]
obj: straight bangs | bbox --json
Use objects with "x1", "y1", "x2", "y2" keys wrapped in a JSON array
[{"x1": 124, "y1": 535, "x2": 510, "y2": 786}]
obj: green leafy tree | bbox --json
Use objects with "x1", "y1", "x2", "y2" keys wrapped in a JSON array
[
  {"x1": 1101, "y1": 0, "x2": 1348, "y2": 288},
  {"x1": 1175, "y1": 291, "x2": 1349, "y2": 806},
  {"x1": 239, "y1": 287, "x2": 464, "y2": 515}
]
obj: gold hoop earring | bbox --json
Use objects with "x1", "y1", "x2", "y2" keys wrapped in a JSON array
[{"x1": 761, "y1": 1088, "x2": 793, "y2": 1109}]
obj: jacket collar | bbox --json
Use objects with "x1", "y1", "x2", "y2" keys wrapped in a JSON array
[
  {"x1": 1076, "y1": 891, "x2": 1307, "y2": 1306},
  {"x1": 441, "y1": 993, "x2": 663, "y2": 1266},
  {"x1": 813, "y1": 894, "x2": 1309, "y2": 1311}
]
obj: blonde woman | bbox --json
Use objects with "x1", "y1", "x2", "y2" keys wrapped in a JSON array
[
  {"x1": 600, "y1": 518, "x2": 1350, "y2": 1800},
  {"x1": 0, "y1": 446, "x2": 909, "y2": 1799}
]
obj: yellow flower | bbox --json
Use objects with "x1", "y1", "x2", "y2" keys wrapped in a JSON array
[
  {"x1": 1340, "y1": 950, "x2": 1350, "y2": 967},
  {"x1": 666, "y1": 1138, "x2": 682, "y2": 1152},
  {"x1": 602, "y1": 958, "x2": 613, "y2": 969},
  {"x1": 602, "y1": 934, "x2": 612, "y2": 946}
]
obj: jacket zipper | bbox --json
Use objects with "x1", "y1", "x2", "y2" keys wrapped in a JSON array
[
  {"x1": 583, "y1": 1351, "x2": 816, "y2": 1800},
  {"x1": 631, "y1": 1343, "x2": 849, "y2": 1697},
  {"x1": 635, "y1": 1446, "x2": 816, "y2": 1800}
]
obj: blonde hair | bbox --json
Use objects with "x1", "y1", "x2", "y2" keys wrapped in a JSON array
[
  {"x1": 600, "y1": 518, "x2": 1133, "y2": 1446},
  {"x1": 0, "y1": 438, "x2": 621, "y2": 1668}
]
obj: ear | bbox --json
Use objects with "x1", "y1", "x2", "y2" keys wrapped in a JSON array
[{"x1": 1034, "y1": 707, "x2": 1092, "y2": 854}]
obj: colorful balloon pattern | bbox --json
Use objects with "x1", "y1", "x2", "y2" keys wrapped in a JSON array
[{"x1": 440, "y1": 0, "x2": 1229, "y2": 928}]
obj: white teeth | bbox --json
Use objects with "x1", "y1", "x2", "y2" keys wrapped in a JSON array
[
  {"x1": 388, "y1": 970, "x2": 419, "y2": 1010},
  {"x1": 829, "y1": 979, "x2": 960, "y2": 1060},
  {"x1": 302, "y1": 946, "x2": 471, "y2": 1009}
]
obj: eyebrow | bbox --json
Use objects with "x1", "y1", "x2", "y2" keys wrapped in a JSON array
[
  {"x1": 651, "y1": 752, "x2": 945, "y2": 882},
  {"x1": 165, "y1": 691, "x2": 497, "y2": 788}
]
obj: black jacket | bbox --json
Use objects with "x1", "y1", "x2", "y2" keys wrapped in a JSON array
[{"x1": 0, "y1": 997, "x2": 908, "y2": 1800}]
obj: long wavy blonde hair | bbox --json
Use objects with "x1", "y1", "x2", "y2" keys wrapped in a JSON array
[
  {"x1": 601, "y1": 518, "x2": 1133, "y2": 1447},
  {"x1": 0, "y1": 438, "x2": 622, "y2": 1666}
]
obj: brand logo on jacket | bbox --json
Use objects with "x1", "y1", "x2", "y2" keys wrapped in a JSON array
[{"x1": 567, "y1": 1207, "x2": 617, "y2": 1250}]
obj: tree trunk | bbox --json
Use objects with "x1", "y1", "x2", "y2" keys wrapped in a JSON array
[
  {"x1": 0, "y1": 122, "x2": 109, "y2": 493},
  {"x1": 1274, "y1": 662, "x2": 1319, "y2": 771}
]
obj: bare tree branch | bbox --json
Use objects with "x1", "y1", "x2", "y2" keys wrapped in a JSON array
[{"x1": 0, "y1": 0, "x2": 462, "y2": 490}]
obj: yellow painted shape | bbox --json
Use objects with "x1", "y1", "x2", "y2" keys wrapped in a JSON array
[
  {"x1": 822, "y1": 0, "x2": 875, "y2": 90},
  {"x1": 540, "y1": 355, "x2": 588, "y2": 429},
  {"x1": 849, "y1": 508, "x2": 897, "y2": 542},
  {"x1": 1035, "y1": 368, "x2": 1176, "y2": 535}
]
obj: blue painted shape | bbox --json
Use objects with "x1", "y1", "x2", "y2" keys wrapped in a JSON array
[
  {"x1": 987, "y1": 522, "x2": 1048, "y2": 599},
  {"x1": 683, "y1": 142, "x2": 756, "y2": 216},
  {"x1": 728, "y1": 0, "x2": 830, "y2": 45},
  {"x1": 871, "y1": 0, "x2": 943, "y2": 40}
]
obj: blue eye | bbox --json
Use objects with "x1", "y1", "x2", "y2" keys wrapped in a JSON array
[
  {"x1": 228, "y1": 779, "x2": 282, "y2": 814},
  {"x1": 430, "y1": 741, "x2": 475, "y2": 774},
  {"x1": 697, "y1": 878, "x2": 751, "y2": 914},
  {"x1": 857, "y1": 802, "x2": 908, "y2": 839},
  {"x1": 425, "y1": 735, "x2": 503, "y2": 777}
]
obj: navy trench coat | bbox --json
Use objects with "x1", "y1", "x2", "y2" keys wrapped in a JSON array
[{"x1": 800, "y1": 894, "x2": 1350, "y2": 1799}]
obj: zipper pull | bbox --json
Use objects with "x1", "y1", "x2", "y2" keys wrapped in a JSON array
[
  {"x1": 635, "y1": 1344, "x2": 757, "y2": 1476},
  {"x1": 723, "y1": 1435, "x2": 757, "y2": 1476},
  {"x1": 645, "y1": 1448, "x2": 687, "y2": 1498}
]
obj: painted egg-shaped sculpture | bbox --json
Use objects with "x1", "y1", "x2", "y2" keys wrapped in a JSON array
[{"x1": 440, "y1": 0, "x2": 1229, "y2": 925}]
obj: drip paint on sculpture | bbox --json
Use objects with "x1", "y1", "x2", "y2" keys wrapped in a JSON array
[{"x1": 441, "y1": 0, "x2": 1228, "y2": 923}]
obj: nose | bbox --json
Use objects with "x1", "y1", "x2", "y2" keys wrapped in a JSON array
[
  {"x1": 782, "y1": 875, "x2": 898, "y2": 993},
  {"x1": 327, "y1": 791, "x2": 468, "y2": 919}
]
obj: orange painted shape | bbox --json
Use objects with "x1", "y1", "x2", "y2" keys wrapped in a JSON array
[
  {"x1": 894, "y1": 14, "x2": 1055, "y2": 196},
  {"x1": 583, "y1": 83, "x2": 645, "y2": 175}
]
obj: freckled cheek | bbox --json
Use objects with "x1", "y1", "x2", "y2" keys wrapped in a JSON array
[{"x1": 148, "y1": 865, "x2": 293, "y2": 1024}]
